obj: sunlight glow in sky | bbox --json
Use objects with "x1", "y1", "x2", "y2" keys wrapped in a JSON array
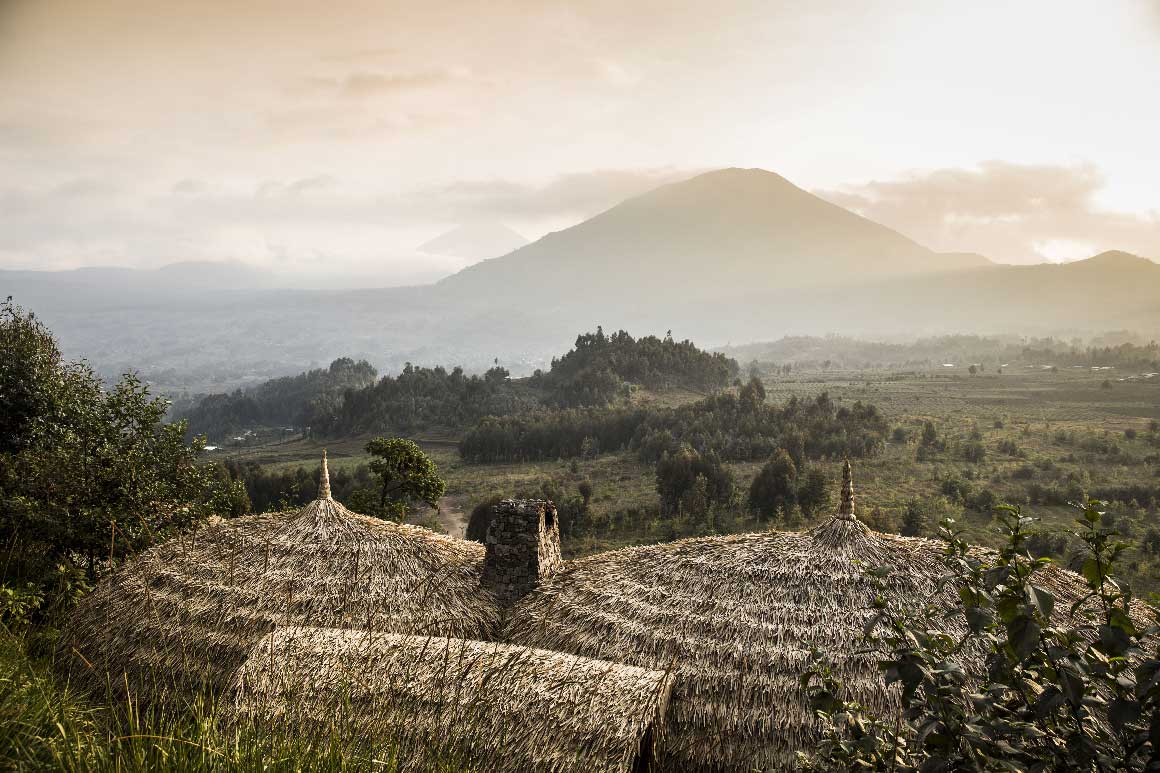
[{"x1": 1, "y1": 0, "x2": 1158, "y2": 282}]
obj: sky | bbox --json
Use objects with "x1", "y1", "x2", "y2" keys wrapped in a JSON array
[{"x1": 1, "y1": 0, "x2": 1159, "y2": 284}]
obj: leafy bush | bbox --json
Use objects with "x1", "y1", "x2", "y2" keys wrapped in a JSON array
[
  {"x1": 801, "y1": 501, "x2": 1160, "y2": 771},
  {"x1": 0, "y1": 299, "x2": 240, "y2": 607},
  {"x1": 656, "y1": 446, "x2": 733, "y2": 517},
  {"x1": 962, "y1": 441, "x2": 986, "y2": 463},
  {"x1": 748, "y1": 453, "x2": 831, "y2": 521}
]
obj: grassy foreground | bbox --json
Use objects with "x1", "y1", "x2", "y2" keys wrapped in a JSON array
[{"x1": 0, "y1": 627, "x2": 412, "y2": 772}]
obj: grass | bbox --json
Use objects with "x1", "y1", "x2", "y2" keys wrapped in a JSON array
[{"x1": 0, "y1": 626, "x2": 413, "y2": 772}]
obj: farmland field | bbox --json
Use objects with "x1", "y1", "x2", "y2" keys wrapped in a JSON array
[{"x1": 218, "y1": 367, "x2": 1160, "y2": 589}]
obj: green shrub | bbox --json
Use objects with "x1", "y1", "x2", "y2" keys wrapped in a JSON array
[{"x1": 801, "y1": 501, "x2": 1160, "y2": 771}]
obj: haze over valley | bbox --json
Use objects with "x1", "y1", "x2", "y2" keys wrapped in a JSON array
[{"x1": 4, "y1": 168, "x2": 1157, "y2": 392}]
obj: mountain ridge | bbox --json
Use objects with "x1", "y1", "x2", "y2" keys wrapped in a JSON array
[{"x1": 436, "y1": 167, "x2": 994, "y2": 301}]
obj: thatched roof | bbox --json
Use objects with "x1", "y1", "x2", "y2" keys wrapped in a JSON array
[
  {"x1": 226, "y1": 627, "x2": 674, "y2": 773},
  {"x1": 501, "y1": 465, "x2": 1111, "y2": 771},
  {"x1": 60, "y1": 453, "x2": 498, "y2": 703}
]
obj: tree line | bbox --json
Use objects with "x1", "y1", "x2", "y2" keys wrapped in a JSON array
[
  {"x1": 459, "y1": 378, "x2": 889, "y2": 465},
  {"x1": 178, "y1": 357, "x2": 377, "y2": 440},
  {"x1": 179, "y1": 329, "x2": 739, "y2": 441}
]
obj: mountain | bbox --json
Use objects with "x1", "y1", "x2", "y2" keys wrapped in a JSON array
[
  {"x1": 3, "y1": 169, "x2": 1157, "y2": 393},
  {"x1": 437, "y1": 168, "x2": 992, "y2": 301},
  {"x1": 418, "y1": 223, "x2": 529, "y2": 262}
]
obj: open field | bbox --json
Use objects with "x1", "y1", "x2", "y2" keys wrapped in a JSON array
[{"x1": 217, "y1": 367, "x2": 1160, "y2": 586}]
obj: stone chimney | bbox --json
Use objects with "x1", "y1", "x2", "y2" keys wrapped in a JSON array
[{"x1": 482, "y1": 499, "x2": 563, "y2": 607}]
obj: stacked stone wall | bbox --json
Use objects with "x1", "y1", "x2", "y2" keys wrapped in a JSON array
[{"x1": 482, "y1": 499, "x2": 562, "y2": 607}]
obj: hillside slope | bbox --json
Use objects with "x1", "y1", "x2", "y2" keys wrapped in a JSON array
[{"x1": 437, "y1": 168, "x2": 991, "y2": 301}]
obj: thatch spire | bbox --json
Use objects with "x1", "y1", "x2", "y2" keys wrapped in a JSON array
[
  {"x1": 319, "y1": 450, "x2": 332, "y2": 500},
  {"x1": 836, "y1": 459, "x2": 855, "y2": 521}
]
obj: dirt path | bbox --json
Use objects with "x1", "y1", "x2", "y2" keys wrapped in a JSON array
[{"x1": 437, "y1": 499, "x2": 468, "y2": 539}]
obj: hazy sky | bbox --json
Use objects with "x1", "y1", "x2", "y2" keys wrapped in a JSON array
[{"x1": 2, "y1": 0, "x2": 1159, "y2": 282}]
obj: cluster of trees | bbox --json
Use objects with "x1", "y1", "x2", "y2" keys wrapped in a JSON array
[
  {"x1": 179, "y1": 358, "x2": 378, "y2": 440},
  {"x1": 181, "y1": 329, "x2": 737, "y2": 441},
  {"x1": 0, "y1": 299, "x2": 247, "y2": 611},
  {"x1": 460, "y1": 380, "x2": 888, "y2": 466},
  {"x1": 655, "y1": 446, "x2": 735, "y2": 516},
  {"x1": 636, "y1": 382, "x2": 887, "y2": 463},
  {"x1": 221, "y1": 440, "x2": 445, "y2": 521},
  {"x1": 466, "y1": 478, "x2": 596, "y2": 542},
  {"x1": 313, "y1": 364, "x2": 541, "y2": 437},
  {"x1": 747, "y1": 449, "x2": 830, "y2": 521},
  {"x1": 218, "y1": 459, "x2": 375, "y2": 512},
  {"x1": 531, "y1": 328, "x2": 739, "y2": 406},
  {"x1": 458, "y1": 407, "x2": 646, "y2": 463}
]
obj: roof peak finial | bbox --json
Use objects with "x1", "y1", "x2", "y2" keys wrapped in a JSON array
[
  {"x1": 836, "y1": 459, "x2": 856, "y2": 521},
  {"x1": 320, "y1": 450, "x2": 332, "y2": 500}
]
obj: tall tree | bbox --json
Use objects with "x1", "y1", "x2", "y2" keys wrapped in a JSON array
[
  {"x1": 1, "y1": 298, "x2": 240, "y2": 595},
  {"x1": 363, "y1": 437, "x2": 446, "y2": 521},
  {"x1": 748, "y1": 449, "x2": 798, "y2": 520}
]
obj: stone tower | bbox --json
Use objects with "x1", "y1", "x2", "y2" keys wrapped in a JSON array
[{"x1": 481, "y1": 499, "x2": 563, "y2": 607}]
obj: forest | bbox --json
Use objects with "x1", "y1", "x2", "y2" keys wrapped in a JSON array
[
  {"x1": 458, "y1": 380, "x2": 888, "y2": 464},
  {"x1": 179, "y1": 328, "x2": 740, "y2": 441}
]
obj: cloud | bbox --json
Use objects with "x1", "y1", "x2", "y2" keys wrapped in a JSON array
[
  {"x1": 341, "y1": 70, "x2": 453, "y2": 98},
  {"x1": 290, "y1": 69, "x2": 459, "y2": 101},
  {"x1": 0, "y1": 167, "x2": 698, "y2": 277},
  {"x1": 818, "y1": 161, "x2": 1160, "y2": 263}
]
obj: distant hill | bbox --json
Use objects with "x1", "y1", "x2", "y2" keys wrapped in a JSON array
[
  {"x1": 437, "y1": 168, "x2": 992, "y2": 301},
  {"x1": 418, "y1": 223, "x2": 529, "y2": 262},
  {"x1": 3, "y1": 169, "x2": 1158, "y2": 393}
]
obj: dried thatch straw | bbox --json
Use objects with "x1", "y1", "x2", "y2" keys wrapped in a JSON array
[
  {"x1": 226, "y1": 627, "x2": 674, "y2": 773},
  {"x1": 502, "y1": 466, "x2": 1114, "y2": 771},
  {"x1": 60, "y1": 454, "x2": 499, "y2": 704}
]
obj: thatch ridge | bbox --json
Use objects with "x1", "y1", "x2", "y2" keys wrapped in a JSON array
[
  {"x1": 61, "y1": 494, "x2": 499, "y2": 704},
  {"x1": 226, "y1": 627, "x2": 674, "y2": 773},
  {"x1": 502, "y1": 514, "x2": 1112, "y2": 771}
]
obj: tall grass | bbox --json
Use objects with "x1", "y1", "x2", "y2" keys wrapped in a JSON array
[{"x1": 0, "y1": 626, "x2": 405, "y2": 772}]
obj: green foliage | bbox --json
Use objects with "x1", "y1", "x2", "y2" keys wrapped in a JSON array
[
  {"x1": 796, "y1": 468, "x2": 831, "y2": 518},
  {"x1": 748, "y1": 452, "x2": 831, "y2": 521},
  {"x1": 655, "y1": 446, "x2": 733, "y2": 517},
  {"x1": 0, "y1": 584, "x2": 43, "y2": 630},
  {"x1": 801, "y1": 500, "x2": 1160, "y2": 771},
  {"x1": 577, "y1": 479, "x2": 594, "y2": 507},
  {"x1": 319, "y1": 363, "x2": 540, "y2": 437},
  {"x1": 962, "y1": 441, "x2": 986, "y2": 463},
  {"x1": 534, "y1": 327, "x2": 739, "y2": 407},
  {"x1": 0, "y1": 299, "x2": 237, "y2": 606},
  {"x1": 748, "y1": 450, "x2": 797, "y2": 520},
  {"x1": 364, "y1": 438, "x2": 446, "y2": 520},
  {"x1": 180, "y1": 357, "x2": 378, "y2": 440},
  {"x1": 186, "y1": 329, "x2": 737, "y2": 440},
  {"x1": 0, "y1": 628, "x2": 421, "y2": 771},
  {"x1": 899, "y1": 495, "x2": 961, "y2": 537},
  {"x1": 465, "y1": 495, "x2": 504, "y2": 542},
  {"x1": 460, "y1": 390, "x2": 888, "y2": 465}
]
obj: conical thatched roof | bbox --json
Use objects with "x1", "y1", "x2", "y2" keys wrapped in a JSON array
[
  {"x1": 226, "y1": 627, "x2": 674, "y2": 773},
  {"x1": 501, "y1": 470, "x2": 1110, "y2": 771},
  {"x1": 61, "y1": 455, "x2": 499, "y2": 703}
]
